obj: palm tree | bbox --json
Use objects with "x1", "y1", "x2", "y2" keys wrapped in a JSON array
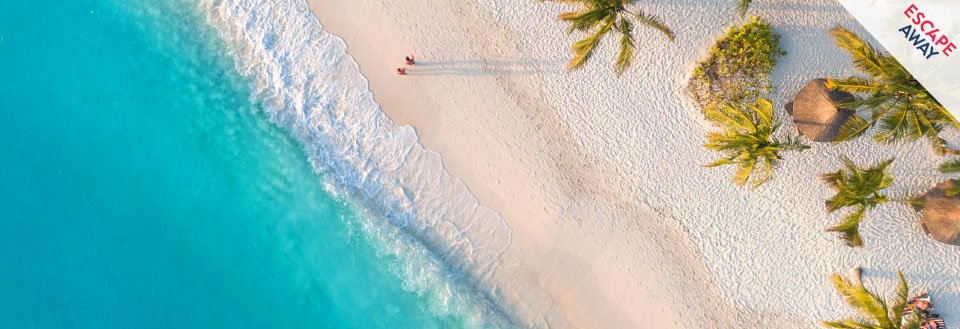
[
  {"x1": 821, "y1": 157, "x2": 894, "y2": 247},
  {"x1": 826, "y1": 25, "x2": 959, "y2": 155},
  {"x1": 737, "y1": 0, "x2": 753, "y2": 16},
  {"x1": 541, "y1": 0, "x2": 675, "y2": 75},
  {"x1": 704, "y1": 98, "x2": 808, "y2": 188},
  {"x1": 823, "y1": 270, "x2": 924, "y2": 329}
]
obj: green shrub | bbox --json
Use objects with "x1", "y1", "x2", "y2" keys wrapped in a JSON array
[{"x1": 688, "y1": 17, "x2": 784, "y2": 111}]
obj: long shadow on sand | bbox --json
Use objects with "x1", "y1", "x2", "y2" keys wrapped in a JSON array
[{"x1": 404, "y1": 58, "x2": 560, "y2": 76}]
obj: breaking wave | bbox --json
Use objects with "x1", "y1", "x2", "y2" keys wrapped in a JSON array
[{"x1": 198, "y1": 0, "x2": 566, "y2": 327}]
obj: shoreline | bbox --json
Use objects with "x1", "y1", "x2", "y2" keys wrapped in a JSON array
[{"x1": 305, "y1": 0, "x2": 782, "y2": 327}]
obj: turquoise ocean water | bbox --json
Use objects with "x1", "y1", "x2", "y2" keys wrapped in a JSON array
[{"x1": 0, "y1": 0, "x2": 504, "y2": 328}]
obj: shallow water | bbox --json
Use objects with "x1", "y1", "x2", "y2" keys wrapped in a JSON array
[{"x1": 0, "y1": 0, "x2": 499, "y2": 327}]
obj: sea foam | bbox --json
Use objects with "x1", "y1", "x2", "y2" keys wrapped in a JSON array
[{"x1": 197, "y1": 0, "x2": 564, "y2": 327}]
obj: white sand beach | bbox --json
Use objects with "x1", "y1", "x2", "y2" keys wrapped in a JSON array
[{"x1": 297, "y1": 0, "x2": 960, "y2": 328}]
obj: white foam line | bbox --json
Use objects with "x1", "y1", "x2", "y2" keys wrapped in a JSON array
[{"x1": 196, "y1": 0, "x2": 563, "y2": 327}]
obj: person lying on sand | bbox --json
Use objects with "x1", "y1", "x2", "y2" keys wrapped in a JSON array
[
  {"x1": 396, "y1": 67, "x2": 406, "y2": 75},
  {"x1": 916, "y1": 299, "x2": 932, "y2": 312},
  {"x1": 921, "y1": 316, "x2": 947, "y2": 329},
  {"x1": 904, "y1": 294, "x2": 934, "y2": 316},
  {"x1": 921, "y1": 319, "x2": 940, "y2": 329},
  {"x1": 405, "y1": 56, "x2": 415, "y2": 65}
]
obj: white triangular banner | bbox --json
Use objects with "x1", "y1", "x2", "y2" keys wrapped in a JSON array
[{"x1": 836, "y1": 0, "x2": 960, "y2": 119}]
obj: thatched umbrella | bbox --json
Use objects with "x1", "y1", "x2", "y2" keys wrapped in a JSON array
[
  {"x1": 785, "y1": 79, "x2": 855, "y2": 142},
  {"x1": 916, "y1": 180, "x2": 960, "y2": 245}
]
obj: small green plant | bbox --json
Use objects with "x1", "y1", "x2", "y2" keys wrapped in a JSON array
[
  {"x1": 540, "y1": 0, "x2": 675, "y2": 76},
  {"x1": 827, "y1": 25, "x2": 958, "y2": 154},
  {"x1": 688, "y1": 16, "x2": 784, "y2": 111},
  {"x1": 821, "y1": 157, "x2": 894, "y2": 247},
  {"x1": 823, "y1": 270, "x2": 924, "y2": 329},
  {"x1": 704, "y1": 98, "x2": 808, "y2": 188}
]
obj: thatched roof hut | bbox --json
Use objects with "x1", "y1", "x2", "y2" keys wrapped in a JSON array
[
  {"x1": 786, "y1": 79, "x2": 855, "y2": 142},
  {"x1": 917, "y1": 180, "x2": 960, "y2": 246}
]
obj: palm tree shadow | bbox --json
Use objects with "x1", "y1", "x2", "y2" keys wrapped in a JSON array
[{"x1": 405, "y1": 58, "x2": 560, "y2": 76}]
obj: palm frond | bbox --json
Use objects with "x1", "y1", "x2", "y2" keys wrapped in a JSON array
[
  {"x1": 826, "y1": 206, "x2": 865, "y2": 247},
  {"x1": 820, "y1": 169, "x2": 846, "y2": 191},
  {"x1": 903, "y1": 316, "x2": 925, "y2": 329},
  {"x1": 776, "y1": 135, "x2": 810, "y2": 152},
  {"x1": 737, "y1": 0, "x2": 753, "y2": 17},
  {"x1": 824, "y1": 270, "x2": 923, "y2": 329},
  {"x1": 567, "y1": 17, "x2": 615, "y2": 71},
  {"x1": 830, "y1": 25, "x2": 887, "y2": 80},
  {"x1": 834, "y1": 114, "x2": 872, "y2": 142},
  {"x1": 732, "y1": 158, "x2": 756, "y2": 186},
  {"x1": 704, "y1": 157, "x2": 734, "y2": 168},
  {"x1": 821, "y1": 158, "x2": 894, "y2": 247},
  {"x1": 890, "y1": 271, "x2": 909, "y2": 327},
  {"x1": 829, "y1": 273, "x2": 893, "y2": 326},
  {"x1": 625, "y1": 9, "x2": 675, "y2": 41},
  {"x1": 828, "y1": 25, "x2": 959, "y2": 154},
  {"x1": 559, "y1": 6, "x2": 611, "y2": 33},
  {"x1": 916, "y1": 112, "x2": 950, "y2": 155},
  {"x1": 547, "y1": 0, "x2": 673, "y2": 75},
  {"x1": 825, "y1": 77, "x2": 884, "y2": 94},
  {"x1": 614, "y1": 18, "x2": 636, "y2": 76},
  {"x1": 821, "y1": 319, "x2": 878, "y2": 329},
  {"x1": 927, "y1": 99, "x2": 960, "y2": 129},
  {"x1": 872, "y1": 104, "x2": 914, "y2": 143},
  {"x1": 753, "y1": 97, "x2": 773, "y2": 125},
  {"x1": 939, "y1": 159, "x2": 960, "y2": 173},
  {"x1": 944, "y1": 184, "x2": 960, "y2": 198},
  {"x1": 704, "y1": 99, "x2": 807, "y2": 188}
]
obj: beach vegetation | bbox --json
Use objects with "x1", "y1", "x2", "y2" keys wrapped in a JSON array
[
  {"x1": 737, "y1": 0, "x2": 752, "y2": 17},
  {"x1": 820, "y1": 157, "x2": 894, "y2": 247},
  {"x1": 823, "y1": 270, "x2": 923, "y2": 329},
  {"x1": 688, "y1": 16, "x2": 784, "y2": 111},
  {"x1": 704, "y1": 98, "x2": 808, "y2": 188},
  {"x1": 540, "y1": 0, "x2": 675, "y2": 76},
  {"x1": 939, "y1": 159, "x2": 960, "y2": 174},
  {"x1": 937, "y1": 160, "x2": 960, "y2": 197},
  {"x1": 826, "y1": 25, "x2": 959, "y2": 155},
  {"x1": 692, "y1": 20, "x2": 793, "y2": 189}
]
